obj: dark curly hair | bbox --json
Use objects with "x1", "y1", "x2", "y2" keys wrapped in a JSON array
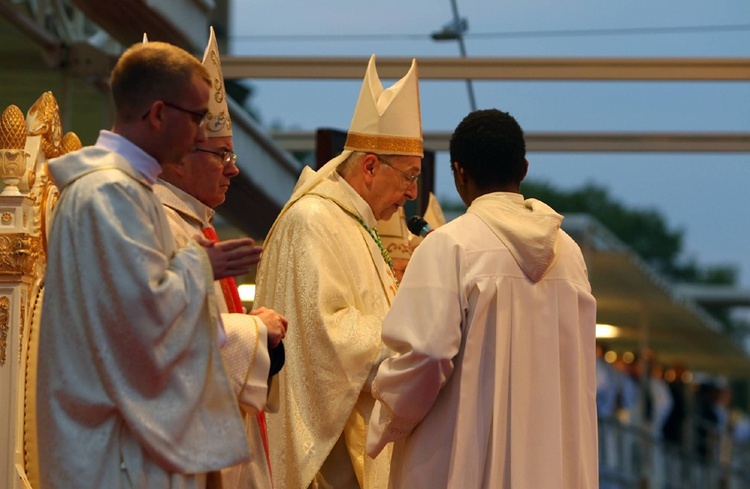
[{"x1": 449, "y1": 109, "x2": 526, "y2": 187}]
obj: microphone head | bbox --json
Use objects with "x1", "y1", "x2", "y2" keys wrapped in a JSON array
[{"x1": 407, "y1": 215, "x2": 432, "y2": 237}]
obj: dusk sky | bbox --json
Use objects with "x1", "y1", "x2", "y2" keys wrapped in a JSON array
[{"x1": 229, "y1": 1, "x2": 750, "y2": 286}]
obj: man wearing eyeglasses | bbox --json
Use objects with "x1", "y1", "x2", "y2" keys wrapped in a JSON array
[
  {"x1": 154, "y1": 27, "x2": 288, "y2": 489},
  {"x1": 255, "y1": 54, "x2": 422, "y2": 489},
  {"x1": 37, "y1": 41, "x2": 257, "y2": 488}
]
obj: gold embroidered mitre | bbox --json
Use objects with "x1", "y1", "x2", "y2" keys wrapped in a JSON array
[
  {"x1": 407, "y1": 192, "x2": 449, "y2": 251},
  {"x1": 344, "y1": 54, "x2": 422, "y2": 157},
  {"x1": 379, "y1": 207, "x2": 412, "y2": 261},
  {"x1": 271, "y1": 54, "x2": 423, "y2": 225},
  {"x1": 423, "y1": 192, "x2": 447, "y2": 229},
  {"x1": 202, "y1": 26, "x2": 231, "y2": 138}
]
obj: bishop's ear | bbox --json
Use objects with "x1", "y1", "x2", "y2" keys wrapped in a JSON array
[{"x1": 363, "y1": 154, "x2": 378, "y2": 180}]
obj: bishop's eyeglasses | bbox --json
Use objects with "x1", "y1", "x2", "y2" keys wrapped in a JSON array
[
  {"x1": 376, "y1": 155, "x2": 420, "y2": 187},
  {"x1": 195, "y1": 147, "x2": 238, "y2": 167}
]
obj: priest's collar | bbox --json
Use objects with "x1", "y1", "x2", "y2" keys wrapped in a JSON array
[
  {"x1": 95, "y1": 130, "x2": 161, "y2": 185},
  {"x1": 331, "y1": 171, "x2": 378, "y2": 229},
  {"x1": 158, "y1": 179, "x2": 215, "y2": 227}
]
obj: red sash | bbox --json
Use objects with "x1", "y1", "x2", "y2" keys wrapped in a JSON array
[{"x1": 201, "y1": 227, "x2": 272, "y2": 473}]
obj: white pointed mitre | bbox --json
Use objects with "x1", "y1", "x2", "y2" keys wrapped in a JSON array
[
  {"x1": 202, "y1": 26, "x2": 232, "y2": 138},
  {"x1": 424, "y1": 192, "x2": 447, "y2": 228},
  {"x1": 265, "y1": 54, "x2": 423, "y2": 245},
  {"x1": 344, "y1": 54, "x2": 423, "y2": 157},
  {"x1": 409, "y1": 192, "x2": 447, "y2": 250}
]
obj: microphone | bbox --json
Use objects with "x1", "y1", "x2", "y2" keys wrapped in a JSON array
[{"x1": 407, "y1": 215, "x2": 434, "y2": 238}]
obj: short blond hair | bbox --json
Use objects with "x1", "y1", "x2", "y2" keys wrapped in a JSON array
[{"x1": 110, "y1": 42, "x2": 210, "y2": 121}]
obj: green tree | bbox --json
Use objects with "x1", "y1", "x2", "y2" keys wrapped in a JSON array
[{"x1": 520, "y1": 180, "x2": 736, "y2": 287}]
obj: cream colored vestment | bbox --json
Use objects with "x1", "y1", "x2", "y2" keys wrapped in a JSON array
[
  {"x1": 155, "y1": 179, "x2": 274, "y2": 489},
  {"x1": 255, "y1": 170, "x2": 396, "y2": 489},
  {"x1": 37, "y1": 144, "x2": 249, "y2": 489}
]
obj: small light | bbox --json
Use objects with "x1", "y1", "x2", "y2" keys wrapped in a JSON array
[
  {"x1": 238, "y1": 284, "x2": 256, "y2": 302},
  {"x1": 596, "y1": 323, "x2": 618, "y2": 338},
  {"x1": 604, "y1": 351, "x2": 617, "y2": 363},
  {"x1": 681, "y1": 371, "x2": 693, "y2": 383},
  {"x1": 622, "y1": 351, "x2": 634, "y2": 364},
  {"x1": 664, "y1": 369, "x2": 676, "y2": 382}
]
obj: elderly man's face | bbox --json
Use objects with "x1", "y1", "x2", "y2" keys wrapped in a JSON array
[
  {"x1": 181, "y1": 135, "x2": 239, "y2": 208},
  {"x1": 369, "y1": 154, "x2": 421, "y2": 221}
]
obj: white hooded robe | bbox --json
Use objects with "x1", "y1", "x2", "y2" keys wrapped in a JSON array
[{"x1": 367, "y1": 192, "x2": 598, "y2": 489}]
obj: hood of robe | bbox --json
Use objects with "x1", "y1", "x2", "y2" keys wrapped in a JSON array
[
  {"x1": 49, "y1": 147, "x2": 147, "y2": 191},
  {"x1": 292, "y1": 164, "x2": 318, "y2": 194},
  {"x1": 467, "y1": 192, "x2": 563, "y2": 283}
]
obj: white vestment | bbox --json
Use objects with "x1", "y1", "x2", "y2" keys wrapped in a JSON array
[
  {"x1": 367, "y1": 192, "x2": 599, "y2": 489},
  {"x1": 255, "y1": 170, "x2": 396, "y2": 489},
  {"x1": 37, "y1": 145, "x2": 250, "y2": 489},
  {"x1": 154, "y1": 179, "x2": 274, "y2": 488}
]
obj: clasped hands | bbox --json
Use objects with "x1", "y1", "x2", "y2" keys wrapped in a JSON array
[{"x1": 250, "y1": 306, "x2": 288, "y2": 349}]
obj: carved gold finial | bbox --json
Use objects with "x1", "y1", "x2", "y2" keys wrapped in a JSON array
[
  {"x1": 0, "y1": 105, "x2": 27, "y2": 150},
  {"x1": 27, "y1": 92, "x2": 63, "y2": 159},
  {"x1": 0, "y1": 105, "x2": 30, "y2": 196},
  {"x1": 61, "y1": 132, "x2": 82, "y2": 154}
]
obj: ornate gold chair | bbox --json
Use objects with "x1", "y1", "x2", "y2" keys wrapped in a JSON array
[{"x1": 0, "y1": 92, "x2": 80, "y2": 489}]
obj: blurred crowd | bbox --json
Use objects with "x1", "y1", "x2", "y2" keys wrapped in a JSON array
[{"x1": 596, "y1": 343, "x2": 750, "y2": 488}]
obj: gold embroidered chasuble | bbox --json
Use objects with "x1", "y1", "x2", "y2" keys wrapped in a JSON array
[
  {"x1": 154, "y1": 179, "x2": 274, "y2": 489},
  {"x1": 37, "y1": 147, "x2": 249, "y2": 489},
  {"x1": 256, "y1": 170, "x2": 397, "y2": 489}
]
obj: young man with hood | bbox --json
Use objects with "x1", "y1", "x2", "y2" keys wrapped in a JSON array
[{"x1": 366, "y1": 109, "x2": 599, "y2": 489}]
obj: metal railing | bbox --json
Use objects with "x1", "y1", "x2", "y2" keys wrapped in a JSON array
[{"x1": 598, "y1": 416, "x2": 750, "y2": 489}]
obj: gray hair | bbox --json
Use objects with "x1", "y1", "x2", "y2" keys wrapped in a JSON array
[{"x1": 336, "y1": 151, "x2": 366, "y2": 177}]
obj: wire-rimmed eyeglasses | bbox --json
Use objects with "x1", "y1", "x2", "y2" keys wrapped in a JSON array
[
  {"x1": 195, "y1": 147, "x2": 238, "y2": 167},
  {"x1": 141, "y1": 101, "x2": 209, "y2": 128},
  {"x1": 376, "y1": 155, "x2": 420, "y2": 187}
]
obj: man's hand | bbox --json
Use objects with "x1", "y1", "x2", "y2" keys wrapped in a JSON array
[
  {"x1": 250, "y1": 306, "x2": 288, "y2": 348},
  {"x1": 196, "y1": 236, "x2": 263, "y2": 280}
]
